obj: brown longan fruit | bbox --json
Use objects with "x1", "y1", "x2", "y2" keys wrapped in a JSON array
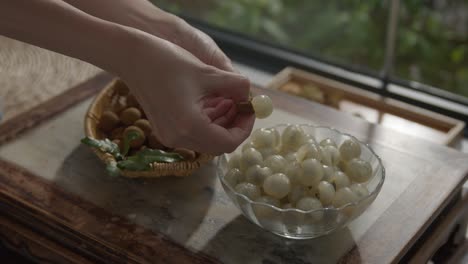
[
  {"x1": 148, "y1": 134, "x2": 164, "y2": 149},
  {"x1": 134, "y1": 119, "x2": 152, "y2": 136},
  {"x1": 123, "y1": 126, "x2": 146, "y2": 148},
  {"x1": 110, "y1": 126, "x2": 124, "y2": 140},
  {"x1": 120, "y1": 107, "x2": 142, "y2": 126},
  {"x1": 98, "y1": 111, "x2": 120, "y2": 132},
  {"x1": 173, "y1": 148, "x2": 196, "y2": 160},
  {"x1": 114, "y1": 79, "x2": 130, "y2": 96},
  {"x1": 126, "y1": 94, "x2": 140, "y2": 108}
]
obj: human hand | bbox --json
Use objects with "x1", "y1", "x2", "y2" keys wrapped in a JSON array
[
  {"x1": 61, "y1": 0, "x2": 234, "y2": 71},
  {"x1": 119, "y1": 32, "x2": 254, "y2": 154},
  {"x1": 166, "y1": 18, "x2": 235, "y2": 71}
]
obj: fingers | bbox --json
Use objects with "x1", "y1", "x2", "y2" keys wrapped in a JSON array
[
  {"x1": 202, "y1": 98, "x2": 233, "y2": 121},
  {"x1": 187, "y1": 111, "x2": 255, "y2": 154},
  {"x1": 212, "y1": 103, "x2": 237, "y2": 127},
  {"x1": 203, "y1": 96, "x2": 224, "y2": 108},
  {"x1": 204, "y1": 70, "x2": 250, "y2": 102}
]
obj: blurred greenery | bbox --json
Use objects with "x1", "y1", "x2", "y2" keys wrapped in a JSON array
[{"x1": 153, "y1": 0, "x2": 468, "y2": 98}]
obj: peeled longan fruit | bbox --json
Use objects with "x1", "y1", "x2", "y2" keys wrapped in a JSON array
[
  {"x1": 99, "y1": 111, "x2": 120, "y2": 132},
  {"x1": 126, "y1": 94, "x2": 140, "y2": 108},
  {"x1": 173, "y1": 148, "x2": 196, "y2": 160},
  {"x1": 123, "y1": 126, "x2": 146, "y2": 148},
  {"x1": 110, "y1": 126, "x2": 124, "y2": 140},
  {"x1": 114, "y1": 79, "x2": 130, "y2": 96},
  {"x1": 148, "y1": 134, "x2": 164, "y2": 149},
  {"x1": 120, "y1": 107, "x2": 142, "y2": 126},
  {"x1": 134, "y1": 119, "x2": 152, "y2": 136}
]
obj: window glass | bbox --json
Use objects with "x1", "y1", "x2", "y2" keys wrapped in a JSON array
[
  {"x1": 154, "y1": 0, "x2": 388, "y2": 75},
  {"x1": 395, "y1": 0, "x2": 468, "y2": 98}
]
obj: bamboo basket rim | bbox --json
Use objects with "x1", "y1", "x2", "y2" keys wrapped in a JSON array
[{"x1": 84, "y1": 78, "x2": 214, "y2": 178}]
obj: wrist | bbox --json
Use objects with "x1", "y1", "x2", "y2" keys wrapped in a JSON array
[{"x1": 137, "y1": 8, "x2": 187, "y2": 45}]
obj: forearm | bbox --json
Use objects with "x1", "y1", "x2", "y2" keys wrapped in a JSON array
[
  {"x1": 0, "y1": 0, "x2": 134, "y2": 75},
  {"x1": 61, "y1": 0, "x2": 179, "y2": 41}
]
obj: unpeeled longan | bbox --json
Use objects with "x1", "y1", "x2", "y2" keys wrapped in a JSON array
[
  {"x1": 98, "y1": 111, "x2": 120, "y2": 132},
  {"x1": 134, "y1": 119, "x2": 152, "y2": 136},
  {"x1": 120, "y1": 107, "x2": 142, "y2": 126},
  {"x1": 123, "y1": 126, "x2": 146, "y2": 148}
]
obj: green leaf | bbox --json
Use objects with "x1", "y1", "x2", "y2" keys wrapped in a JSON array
[
  {"x1": 117, "y1": 158, "x2": 150, "y2": 171},
  {"x1": 122, "y1": 130, "x2": 141, "y2": 156},
  {"x1": 106, "y1": 161, "x2": 121, "y2": 177},
  {"x1": 116, "y1": 148, "x2": 184, "y2": 172},
  {"x1": 81, "y1": 137, "x2": 122, "y2": 160},
  {"x1": 136, "y1": 148, "x2": 184, "y2": 160}
]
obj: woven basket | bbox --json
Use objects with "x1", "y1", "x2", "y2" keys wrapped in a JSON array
[{"x1": 84, "y1": 78, "x2": 214, "y2": 178}]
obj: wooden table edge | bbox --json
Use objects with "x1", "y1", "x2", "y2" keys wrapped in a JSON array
[
  {"x1": 0, "y1": 159, "x2": 220, "y2": 264},
  {"x1": 0, "y1": 72, "x2": 113, "y2": 146}
]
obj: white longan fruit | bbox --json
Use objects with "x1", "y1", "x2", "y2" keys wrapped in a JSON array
[
  {"x1": 317, "y1": 181, "x2": 336, "y2": 206},
  {"x1": 350, "y1": 183, "x2": 370, "y2": 199},
  {"x1": 284, "y1": 162, "x2": 302, "y2": 185},
  {"x1": 300, "y1": 158, "x2": 324, "y2": 186},
  {"x1": 333, "y1": 187, "x2": 359, "y2": 208},
  {"x1": 245, "y1": 165, "x2": 272, "y2": 186},
  {"x1": 321, "y1": 146, "x2": 341, "y2": 166},
  {"x1": 320, "y1": 138, "x2": 337, "y2": 148},
  {"x1": 258, "y1": 148, "x2": 278, "y2": 159},
  {"x1": 241, "y1": 141, "x2": 255, "y2": 152},
  {"x1": 263, "y1": 155, "x2": 287, "y2": 173},
  {"x1": 224, "y1": 168, "x2": 244, "y2": 188},
  {"x1": 288, "y1": 185, "x2": 309, "y2": 205},
  {"x1": 339, "y1": 139, "x2": 361, "y2": 161},
  {"x1": 322, "y1": 165, "x2": 335, "y2": 182},
  {"x1": 240, "y1": 148, "x2": 263, "y2": 171},
  {"x1": 228, "y1": 153, "x2": 241, "y2": 170},
  {"x1": 251, "y1": 128, "x2": 279, "y2": 149},
  {"x1": 281, "y1": 125, "x2": 306, "y2": 152},
  {"x1": 252, "y1": 95, "x2": 273, "y2": 119},
  {"x1": 284, "y1": 152, "x2": 298, "y2": 162},
  {"x1": 296, "y1": 142, "x2": 322, "y2": 162},
  {"x1": 346, "y1": 158, "x2": 372, "y2": 183},
  {"x1": 296, "y1": 197, "x2": 323, "y2": 211},
  {"x1": 303, "y1": 133, "x2": 317, "y2": 144},
  {"x1": 235, "y1": 182, "x2": 261, "y2": 200},
  {"x1": 330, "y1": 171, "x2": 351, "y2": 189},
  {"x1": 263, "y1": 173, "x2": 291, "y2": 199}
]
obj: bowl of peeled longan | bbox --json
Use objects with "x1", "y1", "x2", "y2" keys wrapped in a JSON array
[
  {"x1": 217, "y1": 124, "x2": 385, "y2": 239},
  {"x1": 83, "y1": 79, "x2": 214, "y2": 178}
]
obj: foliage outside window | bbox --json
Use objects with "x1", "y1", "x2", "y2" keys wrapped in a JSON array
[{"x1": 154, "y1": 0, "x2": 468, "y2": 98}]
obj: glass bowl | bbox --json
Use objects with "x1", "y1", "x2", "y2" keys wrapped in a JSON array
[{"x1": 217, "y1": 124, "x2": 385, "y2": 239}]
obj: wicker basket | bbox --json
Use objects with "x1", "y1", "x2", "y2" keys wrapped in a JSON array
[{"x1": 84, "y1": 79, "x2": 214, "y2": 178}]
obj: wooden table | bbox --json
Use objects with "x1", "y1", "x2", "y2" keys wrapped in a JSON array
[{"x1": 0, "y1": 72, "x2": 467, "y2": 264}]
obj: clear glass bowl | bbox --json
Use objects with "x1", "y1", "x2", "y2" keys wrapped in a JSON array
[{"x1": 217, "y1": 124, "x2": 385, "y2": 239}]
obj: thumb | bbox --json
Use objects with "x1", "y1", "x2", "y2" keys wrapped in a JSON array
[{"x1": 204, "y1": 70, "x2": 250, "y2": 102}]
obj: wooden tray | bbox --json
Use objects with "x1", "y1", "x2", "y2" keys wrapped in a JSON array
[{"x1": 267, "y1": 67, "x2": 465, "y2": 147}]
